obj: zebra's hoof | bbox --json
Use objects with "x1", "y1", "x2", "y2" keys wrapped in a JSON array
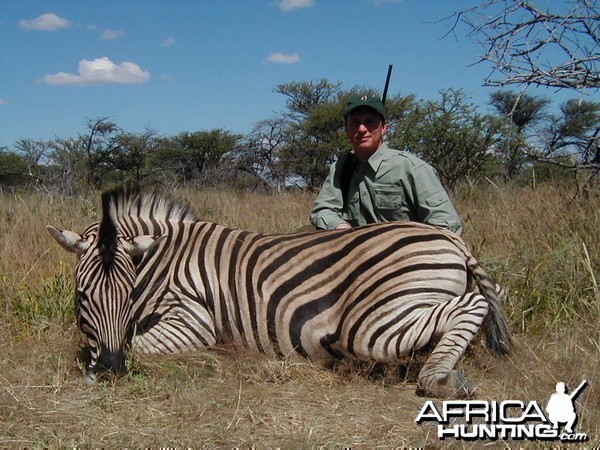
[
  {"x1": 416, "y1": 370, "x2": 474, "y2": 399},
  {"x1": 84, "y1": 372, "x2": 98, "y2": 386},
  {"x1": 448, "y1": 370, "x2": 474, "y2": 398}
]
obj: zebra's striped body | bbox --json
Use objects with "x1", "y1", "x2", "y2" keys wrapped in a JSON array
[{"x1": 48, "y1": 186, "x2": 511, "y2": 397}]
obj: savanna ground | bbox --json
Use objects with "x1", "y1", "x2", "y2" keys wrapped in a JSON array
[{"x1": 1, "y1": 183, "x2": 599, "y2": 448}]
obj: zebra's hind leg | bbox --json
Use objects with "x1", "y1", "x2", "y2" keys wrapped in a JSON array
[{"x1": 416, "y1": 292, "x2": 488, "y2": 399}]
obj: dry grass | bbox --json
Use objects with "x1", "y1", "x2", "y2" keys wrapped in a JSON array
[{"x1": 1, "y1": 184, "x2": 599, "y2": 448}]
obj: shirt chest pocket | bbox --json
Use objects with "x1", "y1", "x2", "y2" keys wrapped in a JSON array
[{"x1": 373, "y1": 188, "x2": 403, "y2": 210}]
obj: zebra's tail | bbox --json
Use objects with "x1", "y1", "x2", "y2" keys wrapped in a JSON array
[
  {"x1": 473, "y1": 263, "x2": 513, "y2": 356},
  {"x1": 441, "y1": 230, "x2": 513, "y2": 355}
]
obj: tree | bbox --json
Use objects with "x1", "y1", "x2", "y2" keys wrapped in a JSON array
[
  {"x1": 278, "y1": 100, "x2": 347, "y2": 189},
  {"x1": 239, "y1": 118, "x2": 290, "y2": 191},
  {"x1": 450, "y1": 0, "x2": 600, "y2": 181},
  {"x1": 489, "y1": 90, "x2": 551, "y2": 179},
  {"x1": 46, "y1": 137, "x2": 89, "y2": 195},
  {"x1": 274, "y1": 80, "x2": 346, "y2": 188},
  {"x1": 450, "y1": 0, "x2": 599, "y2": 90},
  {"x1": 81, "y1": 117, "x2": 122, "y2": 188},
  {"x1": 275, "y1": 79, "x2": 343, "y2": 121},
  {"x1": 14, "y1": 138, "x2": 49, "y2": 168},
  {"x1": 152, "y1": 129, "x2": 242, "y2": 185},
  {"x1": 388, "y1": 89, "x2": 498, "y2": 187},
  {"x1": 14, "y1": 138, "x2": 52, "y2": 188},
  {"x1": 0, "y1": 150, "x2": 28, "y2": 189},
  {"x1": 380, "y1": 93, "x2": 419, "y2": 144},
  {"x1": 486, "y1": 91, "x2": 600, "y2": 182},
  {"x1": 530, "y1": 98, "x2": 600, "y2": 181},
  {"x1": 111, "y1": 127, "x2": 161, "y2": 183}
]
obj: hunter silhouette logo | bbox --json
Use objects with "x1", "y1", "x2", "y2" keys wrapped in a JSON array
[
  {"x1": 416, "y1": 379, "x2": 589, "y2": 442},
  {"x1": 546, "y1": 380, "x2": 587, "y2": 434}
]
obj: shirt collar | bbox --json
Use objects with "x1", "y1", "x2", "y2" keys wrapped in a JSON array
[{"x1": 360, "y1": 142, "x2": 390, "y2": 173}]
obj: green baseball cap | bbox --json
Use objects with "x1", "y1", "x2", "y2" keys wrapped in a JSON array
[{"x1": 343, "y1": 95, "x2": 386, "y2": 119}]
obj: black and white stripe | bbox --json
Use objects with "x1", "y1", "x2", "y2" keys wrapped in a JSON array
[{"x1": 48, "y1": 185, "x2": 511, "y2": 397}]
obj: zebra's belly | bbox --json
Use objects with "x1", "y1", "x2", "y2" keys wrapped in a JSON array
[{"x1": 274, "y1": 285, "x2": 467, "y2": 364}]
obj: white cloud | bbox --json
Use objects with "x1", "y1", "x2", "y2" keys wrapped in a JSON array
[
  {"x1": 160, "y1": 37, "x2": 176, "y2": 48},
  {"x1": 0, "y1": 99, "x2": 8, "y2": 106},
  {"x1": 99, "y1": 29, "x2": 125, "y2": 40},
  {"x1": 19, "y1": 13, "x2": 70, "y2": 31},
  {"x1": 264, "y1": 52, "x2": 301, "y2": 64},
  {"x1": 278, "y1": 0, "x2": 315, "y2": 12},
  {"x1": 38, "y1": 57, "x2": 150, "y2": 86}
]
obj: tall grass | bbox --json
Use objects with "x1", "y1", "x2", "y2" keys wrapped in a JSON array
[
  {"x1": 1, "y1": 193, "x2": 92, "y2": 335},
  {"x1": 0, "y1": 189, "x2": 315, "y2": 334},
  {"x1": 455, "y1": 183, "x2": 600, "y2": 333},
  {"x1": 1, "y1": 183, "x2": 598, "y2": 447},
  {"x1": 2, "y1": 184, "x2": 596, "y2": 335}
]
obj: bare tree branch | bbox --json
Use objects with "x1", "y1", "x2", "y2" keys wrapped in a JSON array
[{"x1": 448, "y1": 0, "x2": 599, "y2": 90}]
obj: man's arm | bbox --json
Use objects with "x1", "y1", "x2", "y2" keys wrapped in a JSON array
[
  {"x1": 404, "y1": 161, "x2": 463, "y2": 235},
  {"x1": 310, "y1": 159, "x2": 350, "y2": 230}
]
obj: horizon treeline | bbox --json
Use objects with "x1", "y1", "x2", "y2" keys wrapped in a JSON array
[{"x1": 1, "y1": 80, "x2": 598, "y2": 194}]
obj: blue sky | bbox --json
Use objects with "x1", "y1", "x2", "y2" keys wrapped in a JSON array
[{"x1": 0, "y1": 0, "x2": 587, "y2": 149}]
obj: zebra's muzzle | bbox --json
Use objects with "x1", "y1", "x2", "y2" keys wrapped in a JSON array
[{"x1": 93, "y1": 347, "x2": 128, "y2": 378}]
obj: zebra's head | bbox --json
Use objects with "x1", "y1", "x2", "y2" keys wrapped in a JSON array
[{"x1": 47, "y1": 209, "x2": 164, "y2": 383}]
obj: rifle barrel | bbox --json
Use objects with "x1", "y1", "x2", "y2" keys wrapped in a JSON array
[
  {"x1": 382, "y1": 64, "x2": 393, "y2": 105},
  {"x1": 569, "y1": 379, "x2": 588, "y2": 400}
]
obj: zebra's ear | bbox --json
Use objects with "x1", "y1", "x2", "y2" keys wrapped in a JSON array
[
  {"x1": 121, "y1": 235, "x2": 166, "y2": 257},
  {"x1": 46, "y1": 225, "x2": 92, "y2": 255}
]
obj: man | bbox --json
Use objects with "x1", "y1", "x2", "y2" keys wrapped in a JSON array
[{"x1": 310, "y1": 95, "x2": 463, "y2": 234}]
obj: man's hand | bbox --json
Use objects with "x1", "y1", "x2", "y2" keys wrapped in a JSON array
[{"x1": 335, "y1": 222, "x2": 352, "y2": 230}]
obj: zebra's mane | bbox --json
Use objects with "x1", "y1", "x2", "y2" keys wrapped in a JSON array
[
  {"x1": 97, "y1": 185, "x2": 197, "y2": 265},
  {"x1": 102, "y1": 185, "x2": 197, "y2": 225}
]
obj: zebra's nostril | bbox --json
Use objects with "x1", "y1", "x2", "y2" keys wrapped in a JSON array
[{"x1": 95, "y1": 349, "x2": 128, "y2": 376}]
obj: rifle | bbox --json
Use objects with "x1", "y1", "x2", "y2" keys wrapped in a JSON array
[
  {"x1": 569, "y1": 379, "x2": 588, "y2": 400},
  {"x1": 382, "y1": 64, "x2": 393, "y2": 105}
]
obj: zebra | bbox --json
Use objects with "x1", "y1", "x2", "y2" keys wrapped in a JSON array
[{"x1": 47, "y1": 185, "x2": 511, "y2": 398}]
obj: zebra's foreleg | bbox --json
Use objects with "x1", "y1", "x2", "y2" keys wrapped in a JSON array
[
  {"x1": 132, "y1": 300, "x2": 217, "y2": 355},
  {"x1": 416, "y1": 292, "x2": 488, "y2": 399}
]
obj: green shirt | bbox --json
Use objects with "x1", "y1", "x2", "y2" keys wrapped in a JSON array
[{"x1": 310, "y1": 143, "x2": 463, "y2": 234}]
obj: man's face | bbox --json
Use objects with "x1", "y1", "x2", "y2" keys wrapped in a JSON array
[{"x1": 345, "y1": 107, "x2": 387, "y2": 160}]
